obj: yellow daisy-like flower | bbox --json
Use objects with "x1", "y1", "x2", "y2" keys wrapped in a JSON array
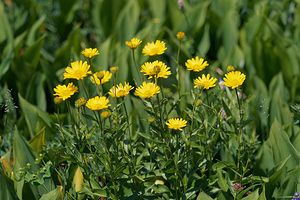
[
  {"x1": 223, "y1": 71, "x2": 246, "y2": 89},
  {"x1": 135, "y1": 82, "x2": 160, "y2": 98},
  {"x1": 86, "y1": 96, "x2": 111, "y2": 111},
  {"x1": 101, "y1": 110, "x2": 111, "y2": 118},
  {"x1": 227, "y1": 65, "x2": 235, "y2": 71},
  {"x1": 194, "y1": 74, "x2": 217, "y2": 90},
  {"x1": 81, "y1": 48, "x2": 99, "y2": 59},
  {"x1": 91, "y1": 71, "x2": 112, "y2": 85},
  {"x1": 185, "y1": 56, "x2": 209, "y2": 72},
  {"x1": 176, "y1": 32, "x2": 185, "y2": 40},
  {"x1": 141, "y1": 60, "x2": 171, "y2": 79},
  {"x1": 125, "y1": 38, "x2": 142, "y2": 49},
  {"x1": 166, "y1": 118, "x2": 187, "y2": 131},
  {"x1": 108, "y1": 82, "x2": 134, "y2": 98},
  {"x1": 53, "y1": 83, "x2": 78, "y2": 101},
  {"x1": 63, "y1": 61, "x2": 92, "y2": 80},
  {"x1": 142, "y1": 40, "x2": 167, "y2": 56}
]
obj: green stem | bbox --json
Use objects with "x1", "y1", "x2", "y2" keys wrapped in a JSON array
[
  {"x1": 177, "y1": 40, "x2": 182, "y2": 98},
  {"x1": 80, "y1": 79, "x2": 90, "y2": 99},
  {"x1": 132, "y1": 49, "x2": 142, "y2": 82}
]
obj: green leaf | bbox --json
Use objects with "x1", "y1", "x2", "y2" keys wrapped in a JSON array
[
  {"x1": 241, "y1": 189, "x2": 259, "y2": 200},
  {"x1": 196, "y1": 192, "x2": 214, "y2": 200},
  {"x1": 18, "y1": 93, "x2": 52, "y2": 138},
  {"x1": 217, "y1": 169, "x2": 228, "y2": 192},
  {"x1": 39, "y1": 187, "x2": 62, "y2": 200},
  {"x1": 0, "y1": 174, "x2": 19, "y2": 200},
  {"x1": 29, "y1": 127, "x2": 46, "y2": 154}
]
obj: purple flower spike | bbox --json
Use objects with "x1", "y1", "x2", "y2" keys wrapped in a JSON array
[{"x1": 296, "y1": 193, "x2": 300, "y2": 197}]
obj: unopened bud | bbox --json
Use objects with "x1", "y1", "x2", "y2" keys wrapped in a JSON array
[
  {"x1": 110, "y1": 66, "x2": 119, "y2": 73},
  {"x1": 176, "y1": 32, "x2": 185, "y2": 40}
]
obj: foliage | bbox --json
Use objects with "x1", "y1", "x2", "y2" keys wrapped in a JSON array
[{"x1": 0, "y1": 0, "x2": 300, "y2": 199}]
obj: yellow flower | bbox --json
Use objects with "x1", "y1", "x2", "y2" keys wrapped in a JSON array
[
  {"x1": 176, "y1": 32, "x2": 185, "y2": 40},
  {"x1": 223, "y1": 71, "x2": 246, "y2": 89},
  {"x1": 63, "y1": 61, "x2": 92, "y2": 80},
  {"x1": 142, "y1": 40, "x2": 167, "y2": 56},
  {"x1": 101, "y1": 111, "x2": 111, "y2": 118},
  {"x1": 86, "y1": 96, "x2": 111, "y2": 111},
  {"x1": 135, "y1": 82, "x2": 160, "y2": 98},
  {"x1": 75, "y1": 97, "x2": 86, "y2": 107},
  {"x1": 227, "y1": 65, "x2": 235, "y2": 71},
  {"x1": 91, "y1": 71, "x2": 112, "y2": 85},
  {"x1": 110, "y1": 66, "x2": 119, "y2": 73},
  {"x1": 81, "y1": 48, "x2": 99, "y2": 58},
  {"x1": 194, "y1": 74, "x2": 217, "y2": 90},
  {"x1": 125, "y1": 38, "x2": 142, "y2": 49},
  {"x1": 185, "y1": 56, "x2": 209, "y2": 72},
  {"x1": 166, "y1": 118, "x2": 187, "y2": 131},
  {"x1": 53, "y1": 83, "x2": 78, "y2": 101},
  {"x1": 54, "y1": 97, "x2": 63, "y2": 104},
  {"x1": 108, "y1": 82, "x2": 134, "y2": 98},
  {"x1": 141, "y1": 60, "x2": 171, "y2": 79}
]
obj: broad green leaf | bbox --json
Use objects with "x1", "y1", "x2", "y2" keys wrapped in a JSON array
[
  {"x1": 39, "y1": 187, "x2": 62, "y2": 200},
  {"x1": 217, "y1": 169, "x2": 228, "y2": 192},
  {"x1": 26, "y1": 15, "x2": 46, "y2": 46},
  {"x1": 18, "y1": 94, "x2": 52, "y2": 138},
  {"x1": 29, "y1": 127, "x2": 46, "y2": 154},
  {"x1": 196, "y1": 191, "x2": 214, "y2": 200},
  {"x1": 0, "y1": 174, "x2": 19, "y2": 200},
  {"x1": 241, "y1": 189, "x2": 259, "y2": 200},
  {"x1": 269, "y1": 120, "x2": 299, "y2": 171}
]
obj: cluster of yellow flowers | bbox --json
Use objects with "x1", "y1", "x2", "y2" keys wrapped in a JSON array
[{"x1": 54, "y1": 33, "x2": 246, "y2": 132}]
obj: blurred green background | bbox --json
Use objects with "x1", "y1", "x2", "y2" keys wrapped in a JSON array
[{"x1": 0, "y1": 0, "x2": 300, "y2": 198}]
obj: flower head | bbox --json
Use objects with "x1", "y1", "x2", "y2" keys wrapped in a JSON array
[
  {"x1": 223, "y1": 71, "x2": 246, "y2": 89},
  {"x1": 109, "y1": 82, "x2": 134, "y2": 98},
  {"x1": 142, "y1": 40, "x2": 167, "y2": 56},
  {"x1": 91, "y1": 71, "x2": 112, "y2": 85},
  {"x1": 194, "y1": 74, "x2": 217, "y2": 90},
  {"x1": 176, "y1": 32, "x2": 185, "y2": 40},
  {"x1": 166, "y1": 118, "x2": 187, "y2": 131},
  {"x1": 125, "y1": 38, "x2": 142, "y2": 49},
  {"x1": 86, "y1": 96, "x2": 111, "y2": 111},
  {"x1": 110, "y1": 66, "x2": 119, "y2": 73},
  {"x1": 63, "y1": 61, "x2": 92, "y2": 80},
  {"x1": 75, "y1": 97, "x2": 86, "y2": 107},
  {"x1": 54, "y1": 97, "x2": 63, "y2": 104},
  {"x1": 135, "y1": 82, "x2": 160, "y2": 98},
  {"x1": 227, "y1": 65, "x2": 235, "y2": 71},
  {"x1": 141, "y1": 60, "x2": 171, "y2": 79},
  {"x1": 81, "y1": 48, "x2": 99, "y2": 59},
  {"x1": 54, "y1": 83, "x2": 78, "y2": 101},
  {"x1": 101, "y1": 110, "x2": 111, "y2": 118},
  {"x1": 185, "y1": 56, "x2": 209, "y2": 72}
]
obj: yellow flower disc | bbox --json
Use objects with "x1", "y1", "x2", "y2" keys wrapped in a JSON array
[
  {"x1": 194, "y1": 74, "x2": 217, "y2": 90},
  {"x1": 166, "y1": 118, "x2": 187, "y2": 131},
  {"x1": 141, "y1": 60, "x2": 171, "y2": 79},
  {"x1": 185, "y1": 56, "x2": 209, "y2": 72},
  {"x1": 53, "y1": 83, "x2": 78, "y2": 101},
  {"x1": 108, "y1": 82, "x2": 134, "y2": 98},
  {"x1": 86, "y1": 96, "x2": 111, "y2": 111},
  {"x1": 223, "y1": 71, "x2": 246, "y2": 89},
  {"x1": 135, "y1": 82, "x2": 160, "y2": 98},
  {"x1": 63, "y1": 60, "x2": 92, "y2": 80},
  {"x1": 142, "y1": 40, "x2": 167, "y2": 56},
  {"x1": 81, "y1": 48, "x2": 99, "y2": 58},
  {"x1": 125, "y1": 38, "x2": 142, "y2": 49}
]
